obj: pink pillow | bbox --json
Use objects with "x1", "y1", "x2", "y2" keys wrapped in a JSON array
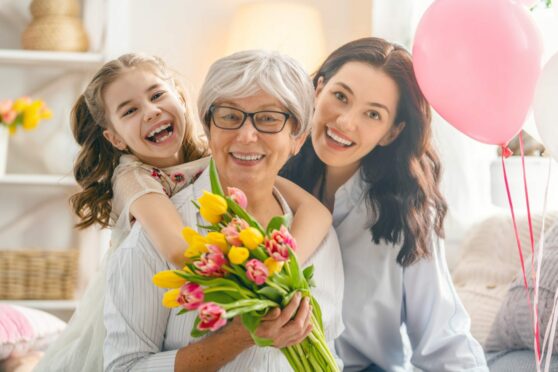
[{"x1": 0, "y1": 304, "x2": 66, "y2": 360}]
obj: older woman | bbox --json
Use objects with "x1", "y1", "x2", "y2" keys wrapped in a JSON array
[{"x1": 103, "y1": 50, "x2": 344, "y2": 371}]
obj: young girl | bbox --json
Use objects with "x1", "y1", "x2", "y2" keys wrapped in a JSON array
[
  {"x1": 282, "y1": 37, "x2": 488, "y2": 371},
  {"x1": 36, "y1": 53, "x2": 331, "y2": 371}
]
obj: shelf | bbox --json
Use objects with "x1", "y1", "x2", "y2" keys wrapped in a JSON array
[
  {"x1": 0, "y1": 174, "x2": 77, "y2": 187},
  {"x1": 0, "y1": 49, "x2": 104, "y2": 70},
  {"x1": 0, "y1": 299, "x2": 77, "y2": 310}
]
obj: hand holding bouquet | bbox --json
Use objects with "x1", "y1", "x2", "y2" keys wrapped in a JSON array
[{"x1": 153, "y1": 160, "x2": 339, "y2": 371}]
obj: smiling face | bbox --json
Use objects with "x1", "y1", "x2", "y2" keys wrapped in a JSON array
[
  {"x1": 102, "y1": 67, "x2": 187, "y2": 168},
  {"x1": 209, "y1": 91, "x2": 306, "y2": 193},
  {"x1": 311, "y1": 61, "x2": 404, "y2": 178}
]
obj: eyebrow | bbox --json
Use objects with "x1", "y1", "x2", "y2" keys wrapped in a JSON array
[
  {"x1": 115, "y1": 84, "x2": 161, "y2": 113},
  {"x1": 334, "y1": 82, "x2": 391, "y2": 114}
]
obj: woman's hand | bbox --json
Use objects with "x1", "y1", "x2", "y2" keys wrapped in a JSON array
[{"x1": 255, "y1": 292, "x2": 313, "y2": 348}]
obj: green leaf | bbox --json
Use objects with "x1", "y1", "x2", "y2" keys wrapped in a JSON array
[
  {"x1": 287, "y1": 248, "x2": 304, "y2": 290},
  {"x1": 209, "y1": 159, "x2": 224, "y2": 196},
  {"x1": 225, "y1": 301, "x2": 276, "y2": 318},
  {"x1": 177, "y1": 308, "x2": 188, "y2": 315},
  {"x1": 257, "y1": 286, "x2": 282, "y2": 303},
  {"x1": 225, "y1": 196, "x2": 265, "y2": 233},
  {"x1": 265, "y1": 216, "x2": 288, "y2": 235},
  {"x1": 190, "y1": 316, "x2": 210, "y2": 338},
  {"x1": 310, "y1": 295, "x2": 324, "y2": 331},
  {"x1": 204, "y1": 291, "x2": 239, "y2": 304},
  {"x1": 240, "y1": 312, "x2": 260, "y2": 332},
  {"x1": 302, "y1": 265, "x2": 314, "y2": 281}
]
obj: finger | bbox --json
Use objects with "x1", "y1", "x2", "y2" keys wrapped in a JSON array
[
  {"x1": 278, "y1": 292, "x2": 302, "y2": 325},
  {"x1": 261, "y1": 307, "x2": 281, "y2": 321},
  {"x1": 281, "y1": 297, "x2": 310, "y2": 341},
  {"x1": 294, "y1": 323, "x2": 314, "y2": 346}
]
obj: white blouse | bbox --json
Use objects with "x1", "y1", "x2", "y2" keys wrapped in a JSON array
[
  {"x1": 332, "y1": 171, "x2": 488, "y2": 372},
  {"x1": 104, "y1": 167, "x2": 345, "y2": 371}
]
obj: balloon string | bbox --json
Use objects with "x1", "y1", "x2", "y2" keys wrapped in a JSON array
[
  {"x1": 500, "y1": 147, "x2": 540, "y2": 361},
  {"x1": 518, "y1": 133, "x2": 542, "y2": 361},
  {"x1": 538, "y1": 157, "x2": 552, "y2": 370}
]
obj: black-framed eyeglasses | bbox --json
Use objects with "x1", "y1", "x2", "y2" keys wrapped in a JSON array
[{"x1": 209, "y1": 105, "x2": 291, "y2": 134}]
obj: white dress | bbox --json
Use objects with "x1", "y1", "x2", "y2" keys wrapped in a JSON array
[
  {"x1": 103, "y1": 167, "x2": 345, "y2": 371},
  {"x1": 34, "y1": 155, "x2": 210, "y2": 372},
  {"x1": 333, "y1": 170, "x2": 488, "y2": 372}
]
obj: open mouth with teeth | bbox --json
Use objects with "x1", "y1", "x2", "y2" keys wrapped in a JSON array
[
  {"x1": 326, "y1": 127, "x2": 354, "y2": 147},
  {"x1": 230, "y1": 152, "x2": 265, "y2": 162},
  {"x1": 145, "y1": 123, "x2": 174, "y2": 143}
]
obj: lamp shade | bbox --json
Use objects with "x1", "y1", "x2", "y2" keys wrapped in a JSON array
[{"x1": 226, "y1": 2, "x2": 326, "y2": 72}]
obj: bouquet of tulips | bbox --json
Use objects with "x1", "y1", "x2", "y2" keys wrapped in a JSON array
[
  {"x1": 0, "y1": 97, "x2": 52, "y2": 134},
  {"x1": 153, "y1": 160, "x2": 339, "y2": 371}
]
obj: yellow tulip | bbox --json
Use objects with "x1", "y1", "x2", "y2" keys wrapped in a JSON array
[
  {"x1": 12, "y1": 97, "x2": 31, "y2": 113},
  {"x1": 23, "y1": 111, "x2": 40, "y2": 130},
  {"x1": 228, "y1": 246, "x2": 250, "y2": 265},
  {"x1": 200, "y1": 206, "x2": 222, "y2": 224},
  {"x1": 162, "y1": 288, "x2": 181, "y2": 308},
  {"x1": 40, "y1": 108, "x2": 53, "y2": 120},
  {"x1": 152, "y1": 270, "x2": 187, "y2": 288},
  {"x1": 264, "y1": 257, "x2": 284, "y2": 276},
  {"x1": 239, "y1": 227, "x2": 264, "y2": 249},
  {"x1": 198, "y1": 191, "x2": 228, "y2": 216},
  {"x1": 184, "y1": 234, "x2": 209, "y2": 258},
  {"x1": 181, "y1": 227, "x2": 201, "y2": 245},
  {"x1": 182, "y1": 265, "x2": 193, "y2": 273},
  {"x1": 207, "y1": 232, "x2": 228, "y2": 253}
]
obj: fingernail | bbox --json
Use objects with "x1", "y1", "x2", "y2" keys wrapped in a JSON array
[
  {"x1": 296, "y1": 292, "x2": 301, "y2": 300},
  {"x1": 305, "y1": 297, "x2": 310, "y2": 304}
]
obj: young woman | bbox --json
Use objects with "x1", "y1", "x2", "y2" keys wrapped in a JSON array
[{"x1": 282, "y1": 37, "x2": 488, "y2": 371}]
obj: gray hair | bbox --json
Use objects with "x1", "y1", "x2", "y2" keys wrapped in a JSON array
[{"x1": 198, "y1": 50, "x2": 314, "y2": 138}]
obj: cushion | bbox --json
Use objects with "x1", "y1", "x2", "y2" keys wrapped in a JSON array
[
  {"x1": 0, "y1": 304, "x2": 66, "y2": 360},
  {"x1": 485, "y1": 221, "x2": 558, "y2": 352},
  {"x1": 452, "y1": 211, "x2": 558, "y2": 345}
]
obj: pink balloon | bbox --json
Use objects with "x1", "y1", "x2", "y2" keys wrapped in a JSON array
[{"x1": 413, "y1": 0, "x2": 543, "y2": 145}]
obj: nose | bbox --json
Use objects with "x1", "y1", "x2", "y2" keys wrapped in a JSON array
[
  {"x1": 336, "y1": 108, "x2": 358, "y2": 132},
  {"x1": 144, "y1": 103, "x2": 162, "y2": 122},
  {"x1": 235, "y1": 116, "x2": 259, "y2": 143}
]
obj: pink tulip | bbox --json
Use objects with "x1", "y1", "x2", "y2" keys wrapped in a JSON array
[
  {"x1": 227, "y1": 187, "x2": 248, "y2": 209},
  {"x1": 177, "y1": 282, "x2": 204, "y2": 310},
  {"x1": 197, "y1": 302, "x2": 227, "y2": 331},
  {"x1": 1, "y1": 110, "x2": 17, "y2": 125},
  {"x1": 245, "y1": 259, "x2": 269, "y2": 285},
  {"x1": 0, "y1": 100, "x2": 13, "y2": 114},
  {"x1": 193, "y1": 245, "x2": 227, "y2": 277},
  {"x1": 265, "y1": 226, "x2": 297, "y2": 262},
  {"x1": 221, "y1": 218, "x2": 250, "y2": 246}
]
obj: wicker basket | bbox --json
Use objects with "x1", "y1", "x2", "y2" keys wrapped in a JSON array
[
  {"x1": 0, "y1": 249, "x2": 79, "y2": 300},
  {"x1": 30, "y1": 0, "x2": 80, "y2": 18},
  {"x1": 22, "y1": 16, "x2": 89, "y2": 52}
]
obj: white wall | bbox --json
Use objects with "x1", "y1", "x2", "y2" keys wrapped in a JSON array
[{"x1": 126, "y1": 0, "x2": 372, "y2": 94}]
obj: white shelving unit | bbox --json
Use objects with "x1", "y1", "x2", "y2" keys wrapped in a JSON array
[
  {"x1": 0, "y1": 173, "x2": 77, "y2": 187},
  {"x1": 0, "y1": 49, "x2": 104, "y2": 69},
  {"x1": 0, "y1": 0, "x2": 128, "y2": 321}
]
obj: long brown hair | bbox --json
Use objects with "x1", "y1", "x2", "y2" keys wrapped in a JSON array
[
  {"x1": 281, "y1": 37, "x2": 447, "y2": 266},
  {"x1": 70, "y1": 53, "x2": 208, "y2": 229}
]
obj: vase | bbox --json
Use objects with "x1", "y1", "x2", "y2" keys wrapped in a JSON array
[{"x1": 0, "y1": 126, "x2": 8, "y2": 176}]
